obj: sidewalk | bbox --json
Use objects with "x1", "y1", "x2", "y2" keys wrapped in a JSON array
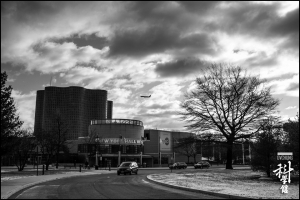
[{"x1": 1, "y1": 168, "x2": 114, "y2": 199}]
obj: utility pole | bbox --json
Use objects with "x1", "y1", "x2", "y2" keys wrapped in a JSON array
[{"x1": 118, "y1": 135, "x2": 122, "y2": 166}]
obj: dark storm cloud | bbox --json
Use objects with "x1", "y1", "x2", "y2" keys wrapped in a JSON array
[
  {"x1": 178, "y1": 33, "x2": 218, "y2": 55},
  {"x1": 243, "y1": 52, "x2": 278, "y2": 68},
  {"x1": 178, "y1": 1, "x2": 220, "y2": 14},
  {"x1": 108, "y1": 26, "x2": 179, "y2": 57},
  {"x1": 204, "y1": 3, "x2": 299, "y2": 52},
  {"x1": 205, "y1": 2, "x2": 297, "y2": 37},
  {"x1": 1, "y1": 62, "x2": 26, "y2": 75},
  {"x1": 1, "y1": 1, "x2": 62, "y2": 23},
  {"x1": 287, "y1": 83, "x2": 299, "y2": 91},
  {"x1": 218, "y1": 2, "x2": 280, "y2": 35},
  {"x1": 270, "y1": 8, "x2": 299, "y2": 36},
  {"x1": 155, "y1": 57, "x2": 206, "y2": 77},
  {"x1": 271, "y1": 8, "x2": 299, "y2": 51},
  {"x1": 109, "y1": 26, "x2": 217, "y2": 57},
  {"x1": 128, "y1": 1, "x2": 176, "y2": 21},
  {"x1": 50, "y1": 33, "x2": 109, "y2": 50}
]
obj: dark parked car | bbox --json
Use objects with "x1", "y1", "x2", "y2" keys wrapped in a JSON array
[
  {"x1": 169, "y1": 162, "x2": 187, "y2": 169},
  {"x1": 194, "y1": 161, "x2": 211, "y2": 169},
  {"x1": 117, "y1": 161, "x2": 138, "y2": 175}
]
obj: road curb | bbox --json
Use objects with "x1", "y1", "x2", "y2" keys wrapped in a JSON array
[
  {"x1": 1, "y1": 171, "x2": 114, "y2": 199},
  {"x1": 146, "y1": 175, "x2": 253, "y2": 199}
]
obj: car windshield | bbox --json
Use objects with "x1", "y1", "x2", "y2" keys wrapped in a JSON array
[{"x1": 120, "y1": 163, "x2": 131, "y2": 167}]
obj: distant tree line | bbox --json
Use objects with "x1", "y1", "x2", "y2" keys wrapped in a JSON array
[{"x1": 251, "y1": 114, "x2": 299, "y2": 177}]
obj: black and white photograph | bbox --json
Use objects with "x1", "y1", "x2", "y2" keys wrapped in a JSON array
[{"x1": 1, "y1": 1, "x2": 299, "y2": 199}]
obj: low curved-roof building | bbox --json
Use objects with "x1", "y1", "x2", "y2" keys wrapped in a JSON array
[{"x1": 77, "y1": 119, "x2": 149, "y2": 167}]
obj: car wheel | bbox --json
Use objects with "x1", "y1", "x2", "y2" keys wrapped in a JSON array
[
  {"x1": 124, "y1": 173, "x2": 126, "y2": 175},
  {"x1": 117, "y1": 172, "x2": 120, "y2": 175}
]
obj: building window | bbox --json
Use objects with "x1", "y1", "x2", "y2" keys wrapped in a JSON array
[
  {"x1": 145, "y1": 132, "x2": 150, "y2": 140},
  {"x1": 153, "y1": 157, "x2": 158, "y2": 164},
  {"x1": 161, "y1": 157, "x2": 168, "y2": 164},
  {"x1": 111, "y1": 145, "x2": 119, "y2": 154}
]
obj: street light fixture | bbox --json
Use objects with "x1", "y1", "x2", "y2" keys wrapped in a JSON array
[{"x1": 95, "y1": 135, "x2": 100, "y2": 170}]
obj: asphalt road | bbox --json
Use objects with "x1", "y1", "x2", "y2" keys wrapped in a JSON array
[{"x1": 9, "y1": 169, "x2": 224, "y2": 199}]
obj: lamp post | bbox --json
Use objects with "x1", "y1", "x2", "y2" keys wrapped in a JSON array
[
  {"x1": 140, "y1": 136, "x2": 144, "y2": 166},
  {"x1": 95, "y1": 135, "x2": 100, "y2": 170},
  {"x1": 36, "y1": 145, "x2": 39, "y2": 176},
  {"x1": 242, "y1": 139, "x2": 245, "y2": 165},
  {"x1": 172, "y1": 138, "x2": 176, "y2": 164},
  {"x1": 118, "y1": 135, "x2": 123, "y2": 166}
]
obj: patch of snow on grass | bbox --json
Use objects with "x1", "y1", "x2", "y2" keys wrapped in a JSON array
[
  {"x1": 1, "y1": 176, "x2": 31, "y2": 182},
  {"x1": 149, "y1": 170, "x2": 299, "y2": 199}
]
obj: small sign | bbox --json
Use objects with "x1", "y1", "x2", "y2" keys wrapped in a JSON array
[
  {"x1": 277, "y1": 152, "x2": 293, "y2": 160},
  {"x1": 97, "y1": 138, "x2": 143, "y2": 145}
]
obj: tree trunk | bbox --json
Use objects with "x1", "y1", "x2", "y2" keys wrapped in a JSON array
[
  {"x1": 56, "y1": 152, "x2": 59, "y2": 169},
  {"x1": 45, "y1": 158, "x2": 51, "y2": 170},
  {"x1": 266, "y1": 154, "x2": 271, "y2": 177},
  {"x1": 226, "y1": 140, "x2": 234, "y2": 169},
  {"x1": 20, "y1": 161, "x2": 25, "y2": 171}
]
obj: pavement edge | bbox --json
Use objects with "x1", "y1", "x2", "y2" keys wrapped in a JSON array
[
  {"x1": 146, "y1": 175, "x2": 253, "y2": 199},
  {"x1": 1, "y1": 171, "x2": 113, "y2": 199}
]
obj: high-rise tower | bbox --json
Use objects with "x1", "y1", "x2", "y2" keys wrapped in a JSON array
[{"x1": 34, "y1": 86, "x2": 113, "y2": 140}]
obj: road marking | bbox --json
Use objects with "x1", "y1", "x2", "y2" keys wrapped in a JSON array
[
  {"x1": 142, "y1": 179, "x2": 149, "y2": 184},
  {"x1": 16, "y1": 185, "x2": 60, "y2": 199}
]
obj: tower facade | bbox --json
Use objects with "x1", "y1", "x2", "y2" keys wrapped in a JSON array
[
  {"x1": 107, "y1": 100, "x2": 113, "y2": 119},
  {"x1": 34, "y1": 86, "x2": 112, "y2": 140}
]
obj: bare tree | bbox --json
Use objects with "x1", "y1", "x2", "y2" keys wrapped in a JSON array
[
  {"x1": 35, "y1": 110, "x2": 70, "y2": 169},
  {"x1": 52, "y1": 113, "x2": 69, "y2": 169},
  {"x1": 174, "y1": 136, "x2": 197, "y2": 163},
  {"x1": 35, "y1": 129, "x2": 59, "y2": 170},
  {"x1": 180, "y1": 64, "x2": 279, "y2": 169},
  {"x1": 12, "y1": 129, "x2": 36, "y2": 171},
  {"x1": 80, "y1": 126, "x2": 100, "y2": 166}
]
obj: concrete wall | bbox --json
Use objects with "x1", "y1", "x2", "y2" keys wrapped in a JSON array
[{"x1": 143, "y1": 130, "x2": 193, "y2": 154}]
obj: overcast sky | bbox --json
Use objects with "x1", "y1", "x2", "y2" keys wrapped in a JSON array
[{"x1": 1, "y1": 1, "x2": 299, "y2": 131}]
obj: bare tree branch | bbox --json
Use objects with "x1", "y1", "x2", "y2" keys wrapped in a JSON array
[{"x1": 180, "y1": 64, "x2": 279, "y2": 169}]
